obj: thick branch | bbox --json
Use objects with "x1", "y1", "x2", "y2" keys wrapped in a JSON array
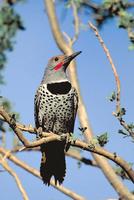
[
  {"x1": 66, "y1": 150, "x2": 98, "y2": 167},
  {"x1": 44, "y1": 0, "x2": 70, "y2": 53},
  {"x1": 66, "y1": 150, "x2": 130, "y2": 180},
  {"x1": 72, "y1": 140, "x2": 134, "y2": 183},
  {"x1": 0, "y1": 147, "x2": 85, "y2": 200}
]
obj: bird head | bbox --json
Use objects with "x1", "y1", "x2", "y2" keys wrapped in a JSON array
[{"x1": 42, "y1": 51, "x2": 82, "y2": 84}]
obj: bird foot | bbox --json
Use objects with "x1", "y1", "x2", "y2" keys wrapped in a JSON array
[
  {"x1": 59, "y1": 133, "x2": 66, "y2": 140},
  {"x1": 65, "y1": 133, "x2": 75, "y2": 152},
  {"x1": 36, "y1": 127, "x2": 43, "y2": 139}
]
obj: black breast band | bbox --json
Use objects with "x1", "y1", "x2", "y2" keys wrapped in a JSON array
[{"x1": 47, "y1": 82, "x2": 71, "y2": 94}]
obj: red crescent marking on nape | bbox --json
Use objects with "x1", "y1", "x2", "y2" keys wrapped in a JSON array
[{"x1": 54, "y1": 62, "x2": 63, "y2": 71}]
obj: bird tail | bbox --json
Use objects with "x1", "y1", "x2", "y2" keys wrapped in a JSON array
[{"x1": 40, "y1": 141, "x2": 66, "y2": 185}]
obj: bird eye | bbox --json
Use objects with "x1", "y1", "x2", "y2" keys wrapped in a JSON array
[{"x1": 55, "y1": 57, "x2": 59, "y2": 62}]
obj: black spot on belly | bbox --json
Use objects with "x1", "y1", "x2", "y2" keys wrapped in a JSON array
[{"x1": 47, "y1": 81, "x2": 71, "y2": 95}]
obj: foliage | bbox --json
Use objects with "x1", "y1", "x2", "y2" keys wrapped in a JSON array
[
  {"x1": 118, "y1": 122, "x2": 134, "y2": 138},
  {"x1": 108, "y1": 91, "x2": 116, "y2": 102},
  {"x1": 97, "y1": 132, "x2": 109, "y2": 147},
  {"x1": 0, "y1": 1, "x2": 24, "y2": 127},
  {"x1": 114, "y1": 163, "x2": 133, "y2": 179},
  {"x1": 63, "y1": 0, "x2": 134, "y2": 48},
  {"x1": 0, "y1": 0, "x2": 23, "y2": 144},
  {"x1": 0, "y1": 1, "x2": 25, "y2": 84}
]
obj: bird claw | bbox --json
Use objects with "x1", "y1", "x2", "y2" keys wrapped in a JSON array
[
  {"x1": 60, "y1": 134, "x2": 66, "y2": 141},
  {"x1": 36, "y1": 127, "x2": 43, "y2": 139},
  {"x1": 65, "y1": 133, "x2": 75, "y2": 152},
  {"x1": 68, "y1": 133, "x2": 77, "y2": 142}
]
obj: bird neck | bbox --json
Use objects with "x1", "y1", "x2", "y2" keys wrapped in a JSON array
[{"x1": 41, "y1": 69, "x2": 69, "y2": 84}]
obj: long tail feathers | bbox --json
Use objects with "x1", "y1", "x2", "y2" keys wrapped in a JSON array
[{"x1": 40, "y1": 142, "x2": 66, "y2": 185}]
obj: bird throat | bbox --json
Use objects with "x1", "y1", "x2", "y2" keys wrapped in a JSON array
[{"x1": 47, "y1": 81, "x2": 71, "y2": 95}]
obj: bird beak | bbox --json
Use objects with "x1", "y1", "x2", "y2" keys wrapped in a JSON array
[{"x1": 63, "y1": 51, "x2": 82, "y2": 66}]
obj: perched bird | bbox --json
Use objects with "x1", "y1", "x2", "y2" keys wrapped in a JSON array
[{"x1": 34, "y1": 51, "x2": 81, "y2": 185}]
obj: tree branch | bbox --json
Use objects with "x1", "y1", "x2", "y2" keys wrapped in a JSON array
[
  {"x1": 71, "y1": 1, "x2": 80, "y2": 45},
  {"x1": 1, "y1": 107, "x2": 134, "y2": 184},
  {"x1": 66, "y1": 149, "x2": 98, "y2": 167},
  {"x1": 88, "y1": 21, "x2": 121, "y2": 113},
  {"x1": 88, "y1": 21, "x2": 134, "y2": 139},
  {"x1": 11, "y1": 146, "x2": 131, "y2": 181},
  {"x1": 0, "y1": 156, "x2": 29, "y2": 200},
  {"x1": 44, "y1": 1, "x2": 134, "y2": 199},
  {"x1": 66, "y1": 150, "x2": 130, "y2": 180},
  {"x1": 0, "y1": 147, "x2": 85, "y2": 200}
]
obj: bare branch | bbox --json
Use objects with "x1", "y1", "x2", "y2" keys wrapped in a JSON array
[
  {"x1": 88, "y1": 21, "x2": 134, "y2": 139},
  {"x1": 0, "y1": 156, "x2": 29, "y2": 200},
  {"x1": 88, "y1": 21, "x2": 121, "y2": 113},
  {"x1": 71, "y1": 1, "x2": 80, "y2": 45},
  {"x1": 0, "y1": 147, "x2": 85, "y2": 200},
  {"x1": 66, "y1": 149, "x2": 98, "y2": 167},
  {"x1": 71, "y1": 140, "x2": 134, "y2": 183},
  {"x1": 67, "y1": 150, "x2": 130, "y2": 180}
]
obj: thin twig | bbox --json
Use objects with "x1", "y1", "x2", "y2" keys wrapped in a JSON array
[
  {"x1": 88, "y1": 21, "x2": 121, "y2": 113},
  {"x1": 0, "y1": 157, "x2": 29, "y2": 200},
  {"x1": 0, "y1": 147, "x2": 85, "y2": 200},
  {"x1": 114, "y1": 115, "x2": 134, "y2": 139}
]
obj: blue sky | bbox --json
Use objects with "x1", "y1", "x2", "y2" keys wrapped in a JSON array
[{"x1": 1, "y1": 0, "x2": 134, "y2": 199}]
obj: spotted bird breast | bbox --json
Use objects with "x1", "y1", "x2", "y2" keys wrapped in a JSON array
[{"x1": 34, "y1": 81, "x2": 78, "y2": 135}]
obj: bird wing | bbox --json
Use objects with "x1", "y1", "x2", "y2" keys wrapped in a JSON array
[
  {"x1": 73, "y1": 88, "x2": 79, "y2": 121},
  {"x1": 67, "y1": 87, "x2": 78, "y2": 133},
  {"x1": 34, "y1": 89, "x2": 41, "y2": 128}
]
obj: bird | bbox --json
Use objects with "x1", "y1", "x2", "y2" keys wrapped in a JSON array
[{"x1": 34, "y1": 51, "x2": 81, "y2": 185}]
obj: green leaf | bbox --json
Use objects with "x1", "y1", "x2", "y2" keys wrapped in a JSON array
[
  {"x1": 97, "y1": 132, "x2": 109, "y2": 147},
  {"x1": 108, "y1": 91, "x2": 116, "y2": 102}
]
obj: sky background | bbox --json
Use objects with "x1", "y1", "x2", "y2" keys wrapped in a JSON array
[{"x1": 0, "y1": 0, "x2": 134, "y2": 199}]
